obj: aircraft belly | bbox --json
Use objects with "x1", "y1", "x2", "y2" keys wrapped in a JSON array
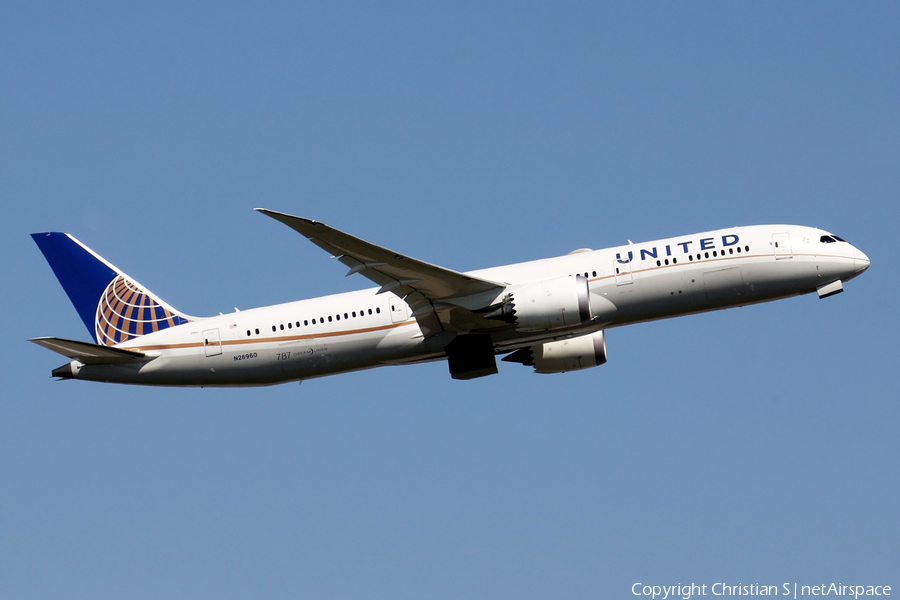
[
  {"x1": 642, "y1": 269, "x2": 701, "y2": 315},
  {"x1": 813, "y1": 256, "x2": 856, "y2": 288},
  {"x1": 702, "y1": 266, "x2": 746, "y2": 305},
  {"x1": 596, "y1": 257, "x2": 817, "y2": 326},
  {"x1": 75, "y1": 362, "x2": 153, "y2": 385},
  {"x1": 595, "y1": 269, "x2": 700, "y2": 323},
  {"x1": 373, "y1": 324, "x2": 428, "y2": 365},
  {"x1": 74, "y1": 346, "x2": 288, "y2": 387},
  {"x1": 273, "y1": 325, "x2": 426, "y2": 379},
  {"x1": 122, "y1": 326, "x2": 430, "y2": 385},
  {"x1": 274, "y1": 337, "x2": 371, "y2": 380},
  {"x1": 740, "y1": 257, "x2": 817, "y2": 299}
]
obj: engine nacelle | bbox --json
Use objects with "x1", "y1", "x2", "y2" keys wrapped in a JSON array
[
  {"x1": 485, "y1": 275, "x2": 592, "y2": 332},
  {"x1": 503, "y1": 330, "x2": 608, "y2": 374}
]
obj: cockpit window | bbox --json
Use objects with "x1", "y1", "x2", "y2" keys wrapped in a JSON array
[{"x1": 821, "y1": 234, "x2": 847, "y2": 243}]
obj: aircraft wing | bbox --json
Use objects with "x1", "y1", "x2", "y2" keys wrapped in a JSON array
[
  {"x1": 256, "y1": 209, "x2": 508, "y2": 336},
  {"x1": 30, "y1": 337, "x2": 149, "y2": 364}
]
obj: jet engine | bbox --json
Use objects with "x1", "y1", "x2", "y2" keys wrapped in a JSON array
[
  {"x1": 483, "y1": 275, "x2": 592, "y2": 331},
  {"x1": 503, "y1": 330, "x2": 608, "y2": 374}
]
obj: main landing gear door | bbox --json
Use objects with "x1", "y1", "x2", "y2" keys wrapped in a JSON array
[
  {"x1": 203, "y1": 328, "x2": 222, "y2": 357},
  {"x1": 772, "y1": 233, "x2": 792, "y2": 259}
]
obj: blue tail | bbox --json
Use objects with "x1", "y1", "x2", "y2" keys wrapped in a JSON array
[{"x1": 31, "y1": 233, "x2": 191, "y2": 346}]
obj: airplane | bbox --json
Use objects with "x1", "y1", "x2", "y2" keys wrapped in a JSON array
[{"x1": 29, "y1": 209, "x2": 870, "y2": 386}]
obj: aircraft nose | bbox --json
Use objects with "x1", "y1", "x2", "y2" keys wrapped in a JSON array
[{"x1": 854, "y1": 247, "x2": 870, "y2": 274}]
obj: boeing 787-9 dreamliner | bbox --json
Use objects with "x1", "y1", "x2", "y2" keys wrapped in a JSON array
[{"x1": 30, "y1": 209, "x2": 870, "y2": 385}]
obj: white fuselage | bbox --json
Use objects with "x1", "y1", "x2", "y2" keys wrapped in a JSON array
[{"x1": 67, "y1": 225, "x2": 869, "y2": 386}]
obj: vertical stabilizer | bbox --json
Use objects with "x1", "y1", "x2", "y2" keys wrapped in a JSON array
[{"x1": 31, "y1": 233, "x2": 192, "y2": 345}]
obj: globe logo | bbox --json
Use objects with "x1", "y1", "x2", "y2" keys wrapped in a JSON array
[{"x1": 94, "y1": 275, "x2": 186, "y2": 346}]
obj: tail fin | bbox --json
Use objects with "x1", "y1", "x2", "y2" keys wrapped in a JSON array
[{"x1": 31, "y1": 232, "x2": 192, "y2": 346}]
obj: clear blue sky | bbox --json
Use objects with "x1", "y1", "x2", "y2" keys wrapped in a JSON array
[{"x1": 1, "y1": 2, "x2": 897, "y2": 598}]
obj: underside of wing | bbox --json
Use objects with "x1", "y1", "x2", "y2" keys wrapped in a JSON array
[
  {"x1": 256, "y1": 209, "x2": 509, "y2": 336},
  {"x1": 30, "y1": 337, "x2": 149, "y2": 364}
]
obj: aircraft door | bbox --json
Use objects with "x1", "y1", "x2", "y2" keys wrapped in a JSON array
[
  {"x1": 614, "y1": 255, "x2": 634, "y2": 285},
  {"x1": 203, "y1": 328, "x2": 222, "y2": 357},
  {"x1": 389, "y1": 297, "x2": 408, "y2": 323},
  {"x1": 772, "y1": 233, "x2": 792, "y2": 259}
]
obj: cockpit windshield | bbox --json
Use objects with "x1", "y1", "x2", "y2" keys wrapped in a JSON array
[{"x1": 820, "y1": 234, "x2": 847, "y2": 243}]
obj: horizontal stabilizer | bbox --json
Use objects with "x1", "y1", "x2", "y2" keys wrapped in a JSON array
[{"x1": 29, "y1": 337, "x2": 150, "y2": 364}]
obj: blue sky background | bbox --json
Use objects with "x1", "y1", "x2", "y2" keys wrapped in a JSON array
[{"x1": 1, "y1": 2, "x2": 897, "y2": 598}]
